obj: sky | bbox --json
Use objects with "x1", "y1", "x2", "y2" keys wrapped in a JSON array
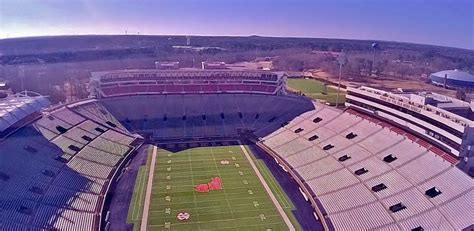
[{"x1": 0, "y1": 0, "x2": 473, "y2": 50}]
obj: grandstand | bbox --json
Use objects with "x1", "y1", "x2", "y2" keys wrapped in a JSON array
[
  {"x1": 345, "y1": 86, "x2": 474, "y2": 176},
  {"x1": 260, "y1": 102, "x2": 474, "y2": 230},
  {"x1": 345, "y1": 86, "x2": 470, "y2": 156},
  {"x1": 89, "y1": 69, "x2": 287, "y2": 98},
  {"x1": 0, "y1": 99, "x2": 141, "y2": 230},
  {"x1": 1, "y1": 69, "x2": 473, "y2": 231},
  {"x1": 102, "y1": 94, "x2": 314, "y2": 141}
]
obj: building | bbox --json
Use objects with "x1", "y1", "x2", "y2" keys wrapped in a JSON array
[
  {"x1": 345, "y1": 86, "x2": 473, "y2": 156},
  {"x1": 155, "y1": 61, "x2": 180, "y2": 70},
  {"x1": 409, "y1": 91, "x2": 473, "y2": 118},
  {"x1": 201, "y1": 61, "x2": 227, "y2": 70},
  {"x1": 430, "y1": 69, "x2": 474, "y2": 88},
  {"x1": 0, "y1": 79, "x2": 13, "y2": 97},
  {"x1": 172, "y1": 45, "x2": 225, "y2": 52},
  {"x1": 345, "y1": 86, "x2": 474, "y2": 176}
]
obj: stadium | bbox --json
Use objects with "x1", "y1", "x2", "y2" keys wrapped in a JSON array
[
  {"x1": 430, "y1": 69, "x2": 474, "y2": 89},
  {"x1": 0, "y1": 68, "x2": 473, "y2": 231}
]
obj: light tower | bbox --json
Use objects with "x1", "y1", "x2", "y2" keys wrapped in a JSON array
[
  {"x1": 371, "y1": 42, "x2": 379, "y2": 76},
  {"x1": 336, "y1": 50, "x2": 347, "y2": 107},
  {"x1": 186, "y1": 36, "x2": 191, "y2": 46}
]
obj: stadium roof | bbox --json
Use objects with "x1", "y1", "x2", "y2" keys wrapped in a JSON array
[
  {"x1": 431, "y1": 69, "x2": 474, "y2": 82},
  {"x1": 0, "y1": 91, "x2": 50, "y2": 132}
]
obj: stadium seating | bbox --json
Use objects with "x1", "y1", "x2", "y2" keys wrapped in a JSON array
[
  {"x1": 100, "y1": 83, "x2": 278, "y2": 97},
  {"x1": 262, "y1": 102, "x2": 474, "y2": 230},
  {"x1": 69, "y1": 101, "x2": 130, "y2": 134},
  {"x1": 2, "y1": 90, "x2": 472, "y2": 231},
  {"x1": 0, "y1": 103, "x2": 137, "y2": 230},
  {"x1": 101, "y1": 94, "x2": 314, "y2": 140}
]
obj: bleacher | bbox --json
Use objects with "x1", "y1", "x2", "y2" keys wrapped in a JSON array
[
  {"x1": 100, "y1": 84, "x2": 279, "y2": 96},
  {"x1": 69, "y1": 101, "x2": 130, "y2": 134},
  {"x1": 0, "y1": 103, "x2": 137, "y2": 230},
  {"x1": 2, "y1": 84, "x2": 472, "y2": 231},
  {"x1": 101, "y1": 94, "x2": 314, "y2": 140},
  {"x1": 91, "y1": 70, "x2": 284, "y2": 98},
  {"x1": 261, "y1": 102, "x2": 474, "y2": 230}
]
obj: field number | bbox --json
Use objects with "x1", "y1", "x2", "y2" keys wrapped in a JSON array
[{"x1": 253, "y1": 201, "x2": 260, "y2": 207}]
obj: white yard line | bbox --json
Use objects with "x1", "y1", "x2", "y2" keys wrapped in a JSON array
[
  {"x1": 187, "y1": 149, "x2": 202, "y2": 229},
  {"x1": 210, "y1": 148, "x2": 238, "y2": 228},
  {"x1": 140, "y1": 145, "x2": 158, "y2": 231},
  {"x1": 239, "y1": 144, "x2": 296, "y2": 231}
]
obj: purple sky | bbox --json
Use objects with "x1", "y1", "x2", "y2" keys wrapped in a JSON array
[{"x1": 1, "y1": 0, "x2": 473, "y2": 49}]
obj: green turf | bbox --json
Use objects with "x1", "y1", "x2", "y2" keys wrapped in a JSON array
[
  {"x1": 127, "y1": 146, "x2": 154, "y2": 230},
  {"x1": 144, "y1": 145, "x2": 297, "y2": 230},
  {"x1": 287, "y1": 78, "x2": 345, "y2": 104},
  {"x1": 244, "y1": 146, "x2": 301, "y2": 231}
]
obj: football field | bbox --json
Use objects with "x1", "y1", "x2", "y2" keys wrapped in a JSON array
[
  {"x1": 287, "y1": 78, "x2": 345, "y2": 104},
  {"x1": 128, "y1": 144, "x2": 299, "y2": 230}
]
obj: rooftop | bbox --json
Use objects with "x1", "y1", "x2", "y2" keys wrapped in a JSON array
[
  {"x1": 353, "y1": 86, "x2": 474, "y2": 128},
  {"x1": 0, "y1": 91, "x2": 50, "y2": 132},
  {"x1": 431, "y1": 69, "x2": 474, "y2": 82}
]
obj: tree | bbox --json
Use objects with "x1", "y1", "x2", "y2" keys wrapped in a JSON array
[{"x1": 456, "y1": 89, "x2": 467, "y2": 101}]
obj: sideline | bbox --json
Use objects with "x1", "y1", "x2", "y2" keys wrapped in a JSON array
[
  {"x1": 140, "y1": 145, "x2": 158, "y2": 231},
  {"x1": 239, "y1": 144, "x2": 296, "y2": 231}
]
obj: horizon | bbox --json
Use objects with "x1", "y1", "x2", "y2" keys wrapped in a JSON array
[
  {"x1": 1, "y1": 0, "x2": 472, "y2": 50},
  {"x1": 1, "y1": 33, "x2": 472, "y2": 52}
]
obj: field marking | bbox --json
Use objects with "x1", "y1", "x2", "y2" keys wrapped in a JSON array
[
  {"x1": 257, "y1": 161, "x2": 291, "y2": 209},
  {"x1": 129, "y1": 148, "x2": 153, "y2": 224},
  {"x1": 129, "y1": 169, "x2": 140, "y2": 221},
  {"x1": 210, "y1": 147, "x2": 238, "y2": 229},
  {"x1": 150, "y1": 214, "x2": 283, "y2": 226},
  {"x1": 140, "y1": 145, "x2": 157, "y2": 231},
  {"x1": 187, "y1": 148, "x2": 202, "y2": 229},
  {"x1": 156, "y1": 160, "x2": 249, "y2": 166},
  {"x1": 148, "y1": 215, "x2": 284, "y2": 227},
  {"x1": 149, "y1": 200, "x2": 276, "y2": 213},
  {"x1": 149, "y1": 207, "x2": 280, "y2": 218},
  {"x1": 152, "y1": 165, "x2": 252, "y2": 173},
  {"x1": 136, "y1": 169, "x2": 146, "y2": 220},
  {"x1": 239, "y1": 144, "x2": 296, "y2": 231},
  {"x1": 151, "y1": 177, "x2": 259, "y2": 188},
  {"x1": 151, "y1": 186, "x2": 267, "y2": 195},
  {"x1": 181, "y1": 221, "x2": 285, "y2": 230},
  {"x1": 150, "y1": 195, "x2": 272, "y2": 209},
  {"x1": 131, "y1": 167, "x2": 145, "y2": 221}
]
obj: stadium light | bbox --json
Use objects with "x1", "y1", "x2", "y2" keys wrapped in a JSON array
[
  {"x1": 336, "y1": 50, "x2": 347, "y2": 107},
  {"x1": 371, "y1": 42, "x2": 379, "y2": 75}
]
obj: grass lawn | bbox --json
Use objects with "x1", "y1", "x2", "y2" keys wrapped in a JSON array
[
  {"x1": 129, "y1": 144, "x2": 299, "y2": 230},
  {"x1": 287, "y1": 78, "x2": 345, "y2": 105}
]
